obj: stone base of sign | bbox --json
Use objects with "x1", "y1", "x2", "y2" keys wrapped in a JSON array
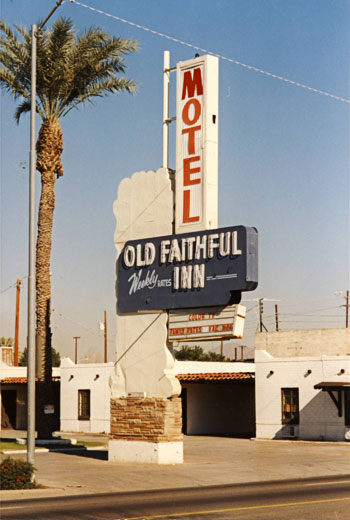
[{"x1": 109, "y1": 396, "x2": 183, "y2": 464}]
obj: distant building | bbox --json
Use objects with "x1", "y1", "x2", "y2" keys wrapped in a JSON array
[
  {"x1": 0, "y1": 361, "x2": 60, "y2": 430},
  {"x1": 255, "y1": 329, "x2": 350, "y2": 441}
]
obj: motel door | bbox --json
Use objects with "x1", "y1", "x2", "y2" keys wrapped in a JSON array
[{"x1": 1, "y1": 389, "x2": 17, "y2": 429}]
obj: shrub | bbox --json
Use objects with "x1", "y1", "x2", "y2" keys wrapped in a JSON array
[
  {"x1": 174, "y1": 345, "x2": 231, "y2": 361},
  {"x1": 0, "y1": 457, "x2": 36, "y2": 490}
]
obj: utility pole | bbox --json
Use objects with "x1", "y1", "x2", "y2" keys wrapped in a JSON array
[
  {"x1": 14, "y1": 279, "x2": 21, "y2": 366},
  {"x1": 104, "y1": 310, "x2": 107, "y2": 363},
  {"x1": 344, "y1": 290, "x2": 349, "y2": 328},
  {"x1": 259, "y1": 298, "x2": 268, "y2": 332},
  {"x1": 275, "y1": 304, "x2": 279, "y2": 332},
  {"x1": 73, "y1": 337, "x2": 80, "y2": 364}
]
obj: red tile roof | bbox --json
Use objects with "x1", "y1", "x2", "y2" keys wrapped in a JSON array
[
  {"x1": 176, "y1": 372, "x2": 254, "y2": 382},
  {"x1": 0, "y1": 377, "x2": 60, "y2": 384}
]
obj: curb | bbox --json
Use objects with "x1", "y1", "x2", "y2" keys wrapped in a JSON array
[
  {"x1": 250, "y1": 438, "x2": 350, "y2": 446},
  {"x1": 0, "y1": 487, "x2": 72, "y2": 500},
  {"x1": 1, "y1": 446, "x2": 107, "y2": 455}
]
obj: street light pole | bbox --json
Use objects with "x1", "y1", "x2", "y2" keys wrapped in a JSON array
[
  {"x1": 26, "y1": 0, "x2": 64, "y2": 466},
  {"x1": 27, "y1": 24, "x2": 37, "y2": 466}
]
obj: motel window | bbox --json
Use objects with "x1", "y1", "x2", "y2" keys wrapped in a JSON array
[
  {"x1": 345, "y1": 389, "x2": 350, "y2": 427},
  {"x1": 78, "y1": 389, "x2": 90, "y2": 420},
  {"x1": 281, "y1": 388, "x2": 299, "y2": 425}
]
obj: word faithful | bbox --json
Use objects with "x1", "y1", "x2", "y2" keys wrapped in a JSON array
[{"x1": 123, "y1": 231, "x2": 242, "y2": 267}]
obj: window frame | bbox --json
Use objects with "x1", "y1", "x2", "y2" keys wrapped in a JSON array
[
  {"x1": 281, "y1": 387, "x2": 299, "y2": 425},
  {"x1": 78, "y1": 389, "x2": 91, "y2": 421}
]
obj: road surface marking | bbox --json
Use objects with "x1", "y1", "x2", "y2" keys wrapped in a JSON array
[
  {"x1": 125, "y1": 496, "x2": 350, "y2": 519},
  {"x1": 305, "y1": 480, "x2": 350, "y2": 486},
  {"x1": 1, "y1": 506, "x2": 27, "y2": 510}
]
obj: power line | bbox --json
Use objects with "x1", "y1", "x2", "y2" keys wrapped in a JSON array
[
  {"x1": 275, "y1": 319, "x2": 344, "y2": 324},
  {"x1": 263, "y1": 312, "x2": 343, "y2": 318},
  {"x1": 53, "y1": 310, "x2": 115, "y2": 343},
  {"x1": 69, "y1": 0, "x2": 350, "y2": 105},
  {"x1": 0, "y1": 276, "x2": 28, "y2": 295}
]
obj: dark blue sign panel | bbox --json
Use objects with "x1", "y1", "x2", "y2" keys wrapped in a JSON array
[{"x1": 117, "y1": 225, "x2": 258, "y2": 312}]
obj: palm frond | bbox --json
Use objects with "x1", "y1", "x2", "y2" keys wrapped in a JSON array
[
  {"x1": 14, "y1": 23, "x2": 31, "y2": 45},
  {"x1": 14, "y1": 99, "x2": 31, "y2": 123},
  {"x1": 0, "y1": 17, "x2": 138, "y2": 122},
  {"x1": 0, "y1": 67, "x2": 29, "y2": 100},
  {"x1": 60, "y1": 77, "x2": 137, "y2": 118}
]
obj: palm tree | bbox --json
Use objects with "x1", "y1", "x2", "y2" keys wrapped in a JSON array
[
  {"x1": 0, "y1": 17, "x2": 137, "y2": 437},
  {"x1": 0, "y1": 337, "x2": 14, "y2": 347}
]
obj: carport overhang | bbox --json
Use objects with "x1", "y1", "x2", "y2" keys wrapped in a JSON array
[
  {"x1": 176, "y1": 372, "x2": 254, "y2": 384},
  {"x1": 314, "y1": 382, "x2": 350, "y2": 417}
]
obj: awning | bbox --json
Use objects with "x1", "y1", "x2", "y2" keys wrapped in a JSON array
[
  {"x1": 0, "y1": 376, "x2": 60, "y2": 384},
  {"x1": 314, "y1": 382, "x2": 350, "y2": 391},
  {"x1": 176, "y1": 372, "x2": 254, "y2": 382},
  {"x1": 314, "y1": 381, "x2": 350, "y2": 417}
]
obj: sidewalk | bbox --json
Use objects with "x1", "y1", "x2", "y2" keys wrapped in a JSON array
[{"x1": 1, "y1": 435, "x2": 349, "y2": 500}]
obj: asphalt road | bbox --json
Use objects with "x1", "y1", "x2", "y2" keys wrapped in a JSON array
[{"x1": 2, "y1": 475, "x2": 350, "y2": 520}]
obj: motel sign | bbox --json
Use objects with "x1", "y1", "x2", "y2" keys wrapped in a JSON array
[
  {"x1": 117, "y1": 226, "x2": 258, "y2": 312},
  {"x1": 116, "y1": 54, "x2": 258, "y2": 314},
  {"x1": 176, "y1": 55, "x2": 218, "y2": 234}
]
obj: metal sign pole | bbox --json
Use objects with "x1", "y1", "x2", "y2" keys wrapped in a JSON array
[{"x1": 162, "y1": 51, "x2": 170, "y2": 169}]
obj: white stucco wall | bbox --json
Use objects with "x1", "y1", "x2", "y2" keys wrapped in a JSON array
[
  {"x1": 255, "y1": 349, "x2": 350, "y2": 441},
  {"x1": 60, "y1": 358, "x2": 114, "y2": 433}
]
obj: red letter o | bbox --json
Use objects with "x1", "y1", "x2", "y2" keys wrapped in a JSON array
[{"x1": 182, "y1": 98, "x2": 201, "y2": 126}]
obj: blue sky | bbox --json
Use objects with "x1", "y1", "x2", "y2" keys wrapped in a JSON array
[{"x1": 1, "y1": 0, "x2": 349, "y2": 361}]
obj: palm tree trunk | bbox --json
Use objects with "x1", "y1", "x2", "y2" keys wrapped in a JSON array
[{"x1": 35, "y1": 118, "x2": 63, "y2": 438}]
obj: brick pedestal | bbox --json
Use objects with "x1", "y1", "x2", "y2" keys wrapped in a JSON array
[{"x1": 109, "y1": 397, "x2": 183, "y2": 463}]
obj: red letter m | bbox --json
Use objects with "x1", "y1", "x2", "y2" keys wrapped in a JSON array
[{"x1": 181, "y1": 67, "x2": 203, "y2": 100}]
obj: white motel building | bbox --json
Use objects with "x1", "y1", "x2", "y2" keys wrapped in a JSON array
[{"x1": 1, "y1": 327, "x2": 349, "y2": 442}]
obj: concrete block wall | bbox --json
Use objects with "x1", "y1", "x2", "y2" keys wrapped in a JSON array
[{"x1": 255, "y1": 328, "x2": 350, "y2": 357}]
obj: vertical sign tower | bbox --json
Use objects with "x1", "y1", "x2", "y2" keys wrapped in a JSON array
[{"x1": 176, "y1": 55, "x2": 219, "y2": 234}]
